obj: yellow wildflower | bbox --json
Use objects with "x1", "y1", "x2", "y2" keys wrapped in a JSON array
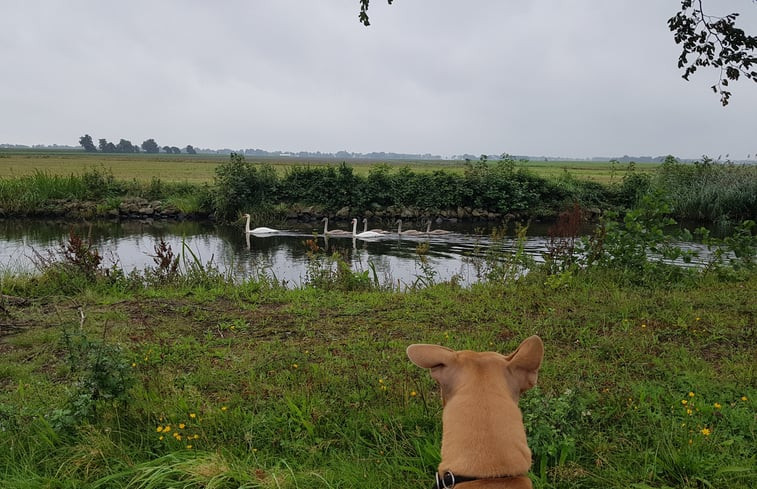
[
  {"x1": 410, "y1": 391, "x2": 417, "y2": 397},
  {"x1": 741, "y1": 396, "x2": 748, "y2": 401},
  {"x1": 681, "y1": 399, "x2": 688, "y2": 405},
  {"x1": 221, "y1": 406, "x2": 228, "y2": 412},
  {"x1": 179, "y1": 423, "x2": 185, "y2": 429},
  {"x1": 292, "y1": 364, "x2": 298, "y2": 369},
  {"x1": 688, "y1": 392, "x2": 695, "y2": 398},
  {"x1": 164, "y1": 425, "x2": 171, "y2": 433},
  {"x1": 701, "y1": 428, "x2": 711, "y2": 436},
  {"x1": 189, "y1": 413, "x2": 196, "y2": 419},
  {"x1": 186, "y1": 444, "x2": 192, "y2": 449},
  {"x1": 714, "y1": 403, "x2": 721, "y2": 409},
  {"x1": 159, "y1": 436, "x2": 164, "y2": 441}
]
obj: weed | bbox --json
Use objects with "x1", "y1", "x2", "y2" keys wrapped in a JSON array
[{"x1": 51, "y1": 310, "x2": 133, "y2": 431}]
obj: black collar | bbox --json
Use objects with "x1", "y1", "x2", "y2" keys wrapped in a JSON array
[{"x1": 432, "y1": 471, "x2": 517, "y2": 488}]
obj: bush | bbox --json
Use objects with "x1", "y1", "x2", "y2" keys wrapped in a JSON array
[{"x1": 214, "y1": 153, "x2": 278, "y2": 220}]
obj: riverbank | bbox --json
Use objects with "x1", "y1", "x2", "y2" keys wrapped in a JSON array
[
  {"x1": 0, "y1": 260, "x2": 754, "y2": 488},
  {"x1": 1, "y1": 153, "x2": 754, "y2": 225}
]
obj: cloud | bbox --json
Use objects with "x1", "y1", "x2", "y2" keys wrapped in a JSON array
[{"x1": 1, "y1": 0, "x2": 755, "y2": 158}]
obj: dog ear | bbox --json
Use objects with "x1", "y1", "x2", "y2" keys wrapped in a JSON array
[
  {"x1": 506, "y1": 335, "x2": 544, "y2": 393},
  {"x1": 406, "y1": 344, "x2": 456, "y2": 370}
]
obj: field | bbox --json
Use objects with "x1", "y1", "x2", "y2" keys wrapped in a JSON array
[{"x1": 0, "y1": 150, "x2": 659, "y2": 184}]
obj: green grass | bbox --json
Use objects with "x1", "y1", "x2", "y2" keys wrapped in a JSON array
[
  {"x1": 0, "y1": 258, "x2": 754, "y2": 488},
  {"x1": 0, "y1": 150, "x2": 655, "y2": 184}
]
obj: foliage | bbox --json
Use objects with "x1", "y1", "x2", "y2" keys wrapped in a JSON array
[
  {"x1": 522, "y1": 388, "x2": 591, "y2": 481},
  {"x1": 668, "y1": 0, "x2": 757, "y2": 105},
  {"x1": 653, "y1": 155, "x2": 757, "y2": 222},
  {"x1": 51, "y1": 313, "x2": 134, "y2": 431},
  {"x1": 213, "y1": 152, "x2": 278, "y2": 221},
  {"x1": 696, "y1": 219, "x2": 757, "y2": 275},
  {"x1": 303, "y1": 238, "x2": 377, "y2": 291},
  {"x1": 141, "y1": 138, "x2": 160, "y2": 154},
  {"x1": 78, "y1": 134, "x2": 96, "y2": 152},
  {"x1": 581, "y1": 193, "x2": 700, "y2": 285}
]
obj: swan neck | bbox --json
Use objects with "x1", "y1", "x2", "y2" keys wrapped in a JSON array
[{"x1": 245, "y1": 215, "x2": 251, "y2": 233}]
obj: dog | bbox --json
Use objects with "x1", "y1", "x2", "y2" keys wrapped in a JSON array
[{"x1": 407, "y1": 335, "x2": 544, "y2": 488}]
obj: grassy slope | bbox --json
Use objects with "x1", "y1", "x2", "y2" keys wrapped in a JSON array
[
  {"x1": 0, "y1": 151, "x2": 658, "y2": 184},
  {"x1": 0, "y1": 269, "x2": 754, "y2": 488}
]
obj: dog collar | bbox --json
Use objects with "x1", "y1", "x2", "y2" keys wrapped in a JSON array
[{"x1": 432, "y1": 470, "x2": 519, "y2": 488}]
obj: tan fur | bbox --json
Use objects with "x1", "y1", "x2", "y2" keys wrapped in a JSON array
[{"x1": 407, "y1": 336, "x2": 544, "y2": 489}]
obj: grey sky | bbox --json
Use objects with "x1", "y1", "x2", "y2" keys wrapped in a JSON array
[{"x1": 2, "y1": 1, "x2": 755, "y2": 159}]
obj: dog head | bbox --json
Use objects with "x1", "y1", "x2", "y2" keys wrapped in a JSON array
[{"x1": 407, "y1": 336, "x2": 544, "y2": 483}]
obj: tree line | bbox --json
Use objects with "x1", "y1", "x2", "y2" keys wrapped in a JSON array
[{"x1": 78, "y1": 134, "x2": 197, "y2": 155}]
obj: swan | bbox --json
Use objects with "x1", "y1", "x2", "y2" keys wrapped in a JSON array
[
  {"x1": 362, "y1": 218, "x2": 389, "y2": 235},
  {"x1": 352, "y1": 218, "x2": 385, "y2": 239},
  {"x1": 396, "y1": 219, "x2": 423, "y2": 236},
  {"x1": 243, "y1": 213, "x2": 280, "y2": 235},
  {"x1": 425, "y1": 219, "x2": 451, "y2": 235},
  {"x1": 321, "y1": 217, "x2": 352, "y2": 236}
]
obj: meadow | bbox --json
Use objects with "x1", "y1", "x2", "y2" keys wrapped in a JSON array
[
  {"x1": 0, "y1": 150, "x2": 657, "y2": 184},
  {"x1": 0, "y1": 212, "x2": 755, "y2": 488}
]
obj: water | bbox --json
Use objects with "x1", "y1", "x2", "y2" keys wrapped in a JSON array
[{"x1": 0, "y1": 218, "x2": 713, "y2": 287}]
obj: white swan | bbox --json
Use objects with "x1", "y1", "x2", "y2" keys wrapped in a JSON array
[
  {"x1": 362, "y1": 218, "x2": 389, "y2": 235},
  {"x1": 352, "y1": 218, "x2": 385, "y2": 238},
  {"x1": 396, "y1": 219, "x2": 423, "y2": 236},
  {"x1": 243, "y1": 213, "x2": 280, "y2": 235},
  {"x1": 425, "y1": 220, "x2": 451, "y2": 235},
  {"x1": 322, "y1": 217, "x2": 352, "y2": 236}
]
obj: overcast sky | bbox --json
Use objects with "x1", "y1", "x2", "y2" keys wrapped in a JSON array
[{"x1": 2, "y1": 1, "x2": 755, "y2": 159}]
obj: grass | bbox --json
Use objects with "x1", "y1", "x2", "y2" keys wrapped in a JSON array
[
  {"x1": 0, "y1": 150, "x2": 656, "y2": 184},
  {"x1": 0, "y1": 252, "x2": 754, "y2": 488}
]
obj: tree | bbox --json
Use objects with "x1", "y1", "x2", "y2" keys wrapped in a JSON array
[
  {"x1": 170, "y1": 146, "x2": 181, "y2": 154},
  {"x1": 185, "y1": 145, "x2": 197, "y2": 154},
  {"x1": 358, "y1": 0, "x2": 756, "y2": 105},
  {"x1": 141, "y1": 139, "x2": 160, "y2": 153},
  {"x1": 668, "y1": 0, "x2": 756, "y2": 106},
  {"x1": 79, "y1": 134, "x2": 97, "y2": 152},
  {"x1": 98, "y1": 138, "x2": 116, "y2": 153},
  {"x1": 116, "y1": 139, "x2": 136, "y2": 153}
]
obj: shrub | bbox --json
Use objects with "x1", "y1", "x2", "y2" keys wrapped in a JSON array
[{"x1": 214, "y1": 153, "x2": 278, "y2": 220}]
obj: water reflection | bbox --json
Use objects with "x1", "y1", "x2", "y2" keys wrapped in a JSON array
[{"x1": 0, "y1": 218, "x2": 715, "y2": 287}]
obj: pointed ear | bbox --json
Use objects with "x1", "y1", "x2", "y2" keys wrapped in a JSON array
[
  {"x1": 506, "y1": 336, "x2": 544, "y2": 393},
  {"x1": 406, "y1": 344, "x2": 456, "y2": 369}
]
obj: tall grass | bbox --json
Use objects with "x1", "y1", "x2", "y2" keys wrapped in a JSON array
[{"x1": 654, "y1": 156, "x2": 757, "y2": 222}]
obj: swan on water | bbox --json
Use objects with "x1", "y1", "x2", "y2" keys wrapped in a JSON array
[
  {"x1": 243, "y1": 213, "x2": 280, "y2": 235},
  {"x1": 396, "y1": 219, "x2": 422, "y2": 236},
  {"x1": 362, "y1": 218, "x2": 389, "y2": 235},
  {"x1": 322, "y1": 217, "x2": 352, "y2": 236},
  {"x1": 352, "y1": 218, "x2": 385, "y2": 238},
  {"x1": 425, "y1": 219, "x2": 451, "y2": 235}
]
